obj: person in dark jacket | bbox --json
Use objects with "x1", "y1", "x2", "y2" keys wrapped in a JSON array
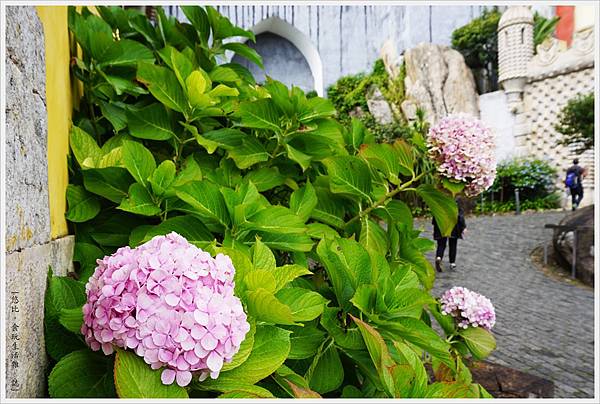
[
  {"x1": 565, "y1": 158, "x2": 586, "y2": 211},
  {"x1": 433, "y1": 199, "x2": 466, "y2": 272}
]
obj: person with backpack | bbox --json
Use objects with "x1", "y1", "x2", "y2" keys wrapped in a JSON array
[
  {"x1": 565, "y1": 158, "x2": 586, "y2": 211},
  {"x1": 433, "y1": 198, "x2": 466, "y2": 272}
]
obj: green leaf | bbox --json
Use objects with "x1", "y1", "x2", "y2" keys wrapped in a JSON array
[
  {"x1": 290, "y1": 181, "x2": 317, "y2": 222},
  {"x1": 150, "y1": 160, "x2": 176, "y2": 196},
  {"x1": 137, "y1": 62, "x2": 188, "y2": 113},
  {"x1": 306, "y1": 342, "x2": 344, "y2": 394},
  {"x1": 359, "y1": 143, "x2": 402, "y2": 184},
  {"x1": 48, "y1": 350, "x2": 116, "y2": 398},
  {"x1": 127, "y1": 103, "x2": 174, "y2": 141},
  {"x1": 138, "y1": 215, "x2": 213, "y2": 246},
  {"x1": 209, "y1": 66, "x2": 240, "y2": 83},
  {"x1": 237, "y1": 99, "x2": 281, "y2": 131},
  {"x1": 45, "y1": 273, "x2": 87, "y2": 361},
  {"x1": 285, "y1": 144, "x2": 312, "y2": 171},
  {"x1": 65, "y1": 184, "x2": 101, "y2": 222},
  {"x1": 114, "y1": 349, "x2": 188, "y2": 398},
  {"x1": 274, "y1": 365, "x2": 322, "y2": 398},
  {"x1": 70, "y1": 126, "x2": 101, "y2": 168},
  {"x1": 251, "y1": 238, "x2": 276, "y2": 271},
  {"x1": 298, "y1": 97, "x2": 337, "y2": 122},
  {"x1": 99, "y1": 101, "x2": 127, "y2": 132},
  {"x1": 243, "y1": 206, "x2": 306, "y2": 235},
  {"x1": 350, "y1": 314, "x2": 400, "y2": 397},
  {"x1": 429, "y1": 304, "x2": 457, "y2": 337},
  {"x1": 271, "y1": 264, "x2": 312, "y2": 292},
  {"x1": 209, "y1": 84, "x2": 239, "y2": 98},
  {"x1": 459, "y1": 327, "x2": 496, "y2": 360},
  {"x1": 59, "y1": 307, "x2": 83, "y2": 333},
  {"x1": 117, "y1": 183, "x2": 161, "y2": 216},
  {"x1": 221, "y1": 318, "x2": 256, "y2": 372},
  {"x1": 275, "y1": 287, "x2": 328, "y2": 322},
  {"x1": 442, "y1": 178, "x2": 466, "y2": 196},
  {"x1": 359, "y1": 218, "x2": 388, "y2": 253},
  {"x1": 217, "y1": 385, "x2": 274, "y2": 398},
  {"x1": 185, "y1": 70, "x2": 211, "y2": 107},
  {"x1": 175, "y1": 181, "x2": 230, "y2": 227},
  {"x1": 244, "y1": 269, "x2": 277, "y2": 293},
  {"x1": 181, "y1": 6, "x2": 210, "y2": 43},
  {"x1": 122, "y1": 140, "x2": 156, "y2": 187},
  {"x1": 257, "y1": 232, "x2": 314, "y2": 253},
  {"x1": 320, "y1": 307, "x2": 366, "y2": 350},
  {"x1": 98, "y1": 39, "x2": 154, "y2": 67},
  {"x1": 392, "y1": 139, "x2": 415, "y2": 175},
  {"x1": 245, "y1": 167, "x2": 286, "y2": 192},
  {"x1": 288, "y1": 323, "x2": 326, "y2": 359},
  {"x1": 323, "y1": 156, "x2": 373, "y2": 201},
  {"x1": 73, "y1": 242, "x2": 104, "y2": 282},
  {"x1": 385, "y1": 200, "x2": 413, "y2": 228},
  {"x1": 222, "y1": 42, "x2": 264, "y2": 69},
  {"x1": 204, "y1": 325, "x2": 290, "y2": 386},
  {"x1": 245, "y1": 288, "x2": 295, "y2": 325},
  {"x1": 416, "y1": 184, "x2": 458, "y2": 237},
  {"x1": 82, "y1": 167, "x2": 133, "y2": 203}
]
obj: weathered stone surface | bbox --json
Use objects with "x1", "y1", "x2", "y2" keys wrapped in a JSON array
[
  {"x1": 470, "y1": 361, "x2": 555, "y2": 398},
  {"x1": 403, "y1": 43, "x2": 479, "y2": 124},
  {"x1": 366, "y1": 86, "x2": 394, "y2": 125},
  {"x1": 552, "y1": 205, "x2": 594, "y2": 286},
  {"x1": 5, "y1": 6, "x2": 50, "y2": 252},
  {"x1": 5, "y1": 236, "x2": 75, "y2": 398}
]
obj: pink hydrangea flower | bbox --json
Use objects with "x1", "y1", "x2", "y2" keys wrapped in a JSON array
[
  {"x1": 81, "y1": 232, "x2": 250, "y2": 387},
  {"x1": 439, "y1": 286, "x2": 496, "y2": 330},
  {"x1": 427, "y1": 114, "x2": 496, "y2": 197}
]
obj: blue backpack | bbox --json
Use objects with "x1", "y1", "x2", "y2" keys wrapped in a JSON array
[{"x1": 565, "y1": 171, "x2": 577, "y2": 188}]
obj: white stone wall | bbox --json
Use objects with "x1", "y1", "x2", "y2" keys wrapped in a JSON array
[
  {"x1": 167, "y1": 5, "x2": 489, "y2": 94},
  {"x1": 479, "y1": 91, "x2": 517, "y2": 163}
]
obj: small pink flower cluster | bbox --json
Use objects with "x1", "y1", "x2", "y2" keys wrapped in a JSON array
[
  {"x1": 440, "y1": 286, "x2": 496, "y2": 330},
  {"x1": 81, "y1": 232, "x2": 250, "y2": 387},
  {"x1": 427, "y1": 114, "x2": 496, "y2": 197}
]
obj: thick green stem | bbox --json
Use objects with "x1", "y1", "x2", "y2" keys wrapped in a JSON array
[{"x1": 345, "y1": 171, "x2": 426, "y2": 227}]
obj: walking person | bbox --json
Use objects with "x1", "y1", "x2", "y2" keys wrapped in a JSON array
[
  {"x1": 565, "y1": 158, "x2": 586, "y2": 211},
  {"x1": 433, "y1": 199, "x2": 466, "y2": 272}
]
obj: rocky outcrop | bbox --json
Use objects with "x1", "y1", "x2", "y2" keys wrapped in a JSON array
[
  {"x1": 469, "y1": 361, "x2": 554, "y2": 398},
  {"x1": 552, "y1": 205, "x2": 594, "y2": 286},
  {"x1": 366, "y1": 86, "x2": 394, "y2": 125},
  {"x1": 402, "y1": 43, "x2": 479, "y2": 124}
]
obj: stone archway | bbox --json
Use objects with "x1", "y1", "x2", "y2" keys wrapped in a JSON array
[{"x1": 229, "y1": 17, "x2": 324, "y2": 96}]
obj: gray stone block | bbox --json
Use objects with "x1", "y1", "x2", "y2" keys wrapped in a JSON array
[
  {"x1": 5, "y1": 6, "x2": 50, "y2": 253},
  {"x1": 5, "y1": 236, "x2": 75, "y2": 398}
]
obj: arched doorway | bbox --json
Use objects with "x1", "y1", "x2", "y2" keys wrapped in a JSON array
[
  {"x1": 229, "y1": 17, "x2": 324, "y2": 96},
  {"x1": 232, "y1": 32, "x2": 314, "y2": 93}
]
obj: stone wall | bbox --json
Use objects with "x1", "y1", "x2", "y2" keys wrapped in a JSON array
[
  {"x1": 5, "y1": 6, "x2": 74, "y2": 398},
  {"x1": 168, "y1": 5, "x2": 489, "y2": 94},
  {"x1": 522, "y1": 27, "x2": 595, "y2": 206}
]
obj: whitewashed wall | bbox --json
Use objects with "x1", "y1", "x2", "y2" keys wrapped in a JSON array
[{"x1": 479, "y1": 91, "x2": 517, "y2": 163}]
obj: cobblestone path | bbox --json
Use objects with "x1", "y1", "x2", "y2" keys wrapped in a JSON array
[{"x1": 418, "y1": 211, "x2": 595, "y2": 398}]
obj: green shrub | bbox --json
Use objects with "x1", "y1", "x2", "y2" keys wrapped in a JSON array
[
  {"x1": 451, "y1": 9, "x2": 501, "y2": 70},
  {"x1": 555, "y1": 93, "x2": 594, "y2": 154},
  {"x1": 46, "y1": 5, "x2": 495, "y2": 399},
  {"x1": 475, "y1": 157, "x2": 560, "y2": 214},
  {"x1": 533, "y1": 11, "x2": 560, "y2": 48}
]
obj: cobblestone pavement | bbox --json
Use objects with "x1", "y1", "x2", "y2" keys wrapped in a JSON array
[{"x1": 418, "y1": 211, "x2": 595, "y2": 398}]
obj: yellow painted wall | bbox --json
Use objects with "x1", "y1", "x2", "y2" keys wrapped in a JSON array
[{"x1": 36, "y1": 6, "x2": 71, "y2": 239}]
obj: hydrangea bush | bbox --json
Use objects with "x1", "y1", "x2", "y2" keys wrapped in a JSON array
[
  {"x1": 427, "y1": 114, "x2": 496, "y2": 197},
  {"x1": 45, "y1": 6, "x2": 497, "y2": 399},
  {"x1": 440, "y1": 286, "x2": 496, "y2": 330}
]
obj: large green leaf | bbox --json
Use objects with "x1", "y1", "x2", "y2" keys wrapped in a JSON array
[
  {"x1": 118, "y1": 183, "x2": 161, "y2": 216},
  {"x1": 127, "y1": 103, "x2": 175, "y2": 141},
  {"x1": 359, "y1": 218, "x2": 388, "y2": 253},
  {"x1": 416, "y1": 184, "x2": 457, "y2": 237},
  {"x1": 137, "y1": 62, "x2": 188, "y2": 113},
  {"x1": 181, "y1": 6, "x2": 210, "y2": 43},
  {"x1": 222, "y1": 42, "x2": 264, "y2": 69},
  {"x1": 82, "y1": 167, "x2": 133, "y2": 203},
  {"x1": 149, "y1": 160, "x2": 176, "y2": 196},
  {"x1": 359, "y1": 143, "x2": 403, "y2": 184},
  {"x1": 251, "y1": 238, "x2": 276, "y2": 271},
  {"x1": 65, "y1": 184, "x2": 101, "y2": 222},
  {"x1": 175, "y1": 181, "x2": 230, "y2": 227},
  {"x1": 70, "y1": 126, "x2": 102, "y2": 168},
  {"x1": 122, "y1": 140, "x2": 156, "y2": 187},
  {"x1": 275, "y1": 287, "x2": 328, "y2": 322},
  {"x1": 290, "y1": 181, "x2": 317, "y2": 222},
  {"x1": 203, "y1": 325, "x2": 290, "y2": 386},
  {"x1": 323, "y1": 156, "x2": 373, "y2": 202},
  {"x1": 58, "y1": 307, "x2": 83, "y2": 334},
  {"x1": 140, "y1": 215, "x2": 213, "y2": 246},
  {"x1": 243, "y1": 206, "x2": 306, "y2": 235},
  {"x1": 114, "y1": 349, "x2": 188, "y2": 398},
  {"x1": 44, "y1": 273, "x2": 87, "y2": 361},
  {"x1": 459, "y1": 327, "x2": 496, "y2": 360},
  {"x1": 73, "y1": 242, "x2": 104, "y2": 281},
  {"x1": 257, "y1": 232, "x2": 314, "y2": 253},
  {"x1": 98, "y1": 39, "x2": 154, "y2": 67},
  {"x1": 245, "y1": 288, "x2": 295, "y2": 325},
  {"x1": 320, "y1": 307, "x2": 365, "y2": 350},
  {"x1": 271, "y1": 264, "x2": 312, "y2": 292},
  {"x1": 237, "y1": 99, "x2": 281, "y2": 131},
  {"x1": 305, "y1": 342, "x2": 344, "y2": 394},
  {"x1": 288, "y1": 323, "x2": 326, "y2": 360},
  {"x1": 245, "y1": 167, "x2": 286, "y2": 192},
  {"x1": 48, "y1": 350, "x2": 116, "y2": 398}
]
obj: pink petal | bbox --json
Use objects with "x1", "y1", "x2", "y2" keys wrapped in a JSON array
[
  {"x1": 165, "y1": 294, "x2": 180, "y2": 307},
  {"x1": 176, "y1": 370, "x2": 192, "y2": 387},
  {"x1": 161, "y1": 368, "x2": 176, "y2": 385},
  {"x1": 101, "y1": 343, "x2": 113, "y2": 355},
  {"x1": 194, "y1": 310, "x2": 209, "y2": 326},
  {"x1": 200, "y1": 333, "x2": 218, "y2": 351},
  {"x1": 206, "y1": 351, "x2": 224, "y2": 372},
  {"x1": 152, "y1": 333, "x2": 167, "y2": 346},
  {"x1": 184, "y1": 350, "x2": 200, "y2": 365}
]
